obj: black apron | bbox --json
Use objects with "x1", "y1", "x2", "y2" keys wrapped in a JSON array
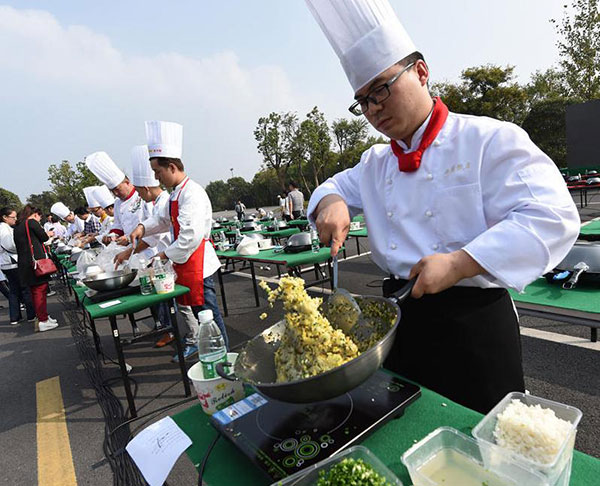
[{"x1": 382, "y1": 278, "x2": 525, "y2": 414}]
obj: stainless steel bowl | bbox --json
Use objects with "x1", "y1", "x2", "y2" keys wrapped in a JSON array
[{"x1": 82, "y1": 269, "x2": 138, "y2": 291}]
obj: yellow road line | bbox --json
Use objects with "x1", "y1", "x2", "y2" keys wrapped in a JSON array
[{"x1": 36, "y1": 376, "x2": 78, "y2": 486}]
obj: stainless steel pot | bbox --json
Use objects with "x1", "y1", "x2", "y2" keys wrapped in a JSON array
[
  {"x1": 82, "y1": 269, "x2": 138, "y2": 291},
  {"x1": 217, "y1": 280, "x2": 414, "y2": 403}
]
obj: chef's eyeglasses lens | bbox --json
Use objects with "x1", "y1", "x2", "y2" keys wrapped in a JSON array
[{"x1": 349, "y1": 62, "x2": 416, "y2": 116}]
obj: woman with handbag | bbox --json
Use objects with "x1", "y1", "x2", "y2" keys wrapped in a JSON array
[
  {"x1": 13, "y1": 205, "x2": 58, "y2": 332},
  {"x1": 0, "y1": 206, "x2": 36, "y2": 325}
]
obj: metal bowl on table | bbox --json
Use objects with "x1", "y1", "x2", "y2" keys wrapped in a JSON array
[
  {"x1": 82, "y1": 269, "x2": 138, "y2": 292},
  {"x1": 241, "y1": 222, "x2": 259, "y2": 232},
  {"x1": 217, "y1": 281, "x2": 415, "y2": 403},
  {"x1": 283, "y1": 232, "x2": 311, "y2": 253}
]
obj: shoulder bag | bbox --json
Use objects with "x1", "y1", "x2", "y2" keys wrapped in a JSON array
[{"x1": 26, "y1": 220, "x2": 57, "y2": 277}]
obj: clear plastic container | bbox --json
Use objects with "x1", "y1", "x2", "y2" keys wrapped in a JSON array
[
  {"x1": 270, "y1": 445, "x2": 402, "y2": 486},
  {"x1": 402, "y1": 427, "x2": 548, "y2": 486},
  {"x1": 472, "y1": 392, "x2": 582, "y2": 486}
]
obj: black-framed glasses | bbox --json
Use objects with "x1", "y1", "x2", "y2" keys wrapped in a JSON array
[{"x1": 349, "y1": 62, "x2": 416, "y2": 116}]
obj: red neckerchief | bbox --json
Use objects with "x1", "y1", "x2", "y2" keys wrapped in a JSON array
[
  {"x1": 125, "y1": 187, "x2": 136, "y2": 200},
  {"x1": 390, "y1": 97, "x2": 449, "y2": 172}
]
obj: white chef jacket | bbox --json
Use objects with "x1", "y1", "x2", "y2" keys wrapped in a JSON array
[
  {"x1": 141, "y1": 177, "x2": 220, "y2": 277},
  {"x1": 66, "y1": 216, "x2": 85, "y2": 237},
  {"x1": 307, "y1": 112, "x2": 580, "y2": 292},
  {"x1": 140, "y1": 190, "x2": 172, "y2": 255},
  {"x1": 52, "y1": 223, "x2": 67, "y2": 238},
  {"x1": 0, "y1": 222, "x2": 18, "y2": 270},
  {"x1": 109, "y1": 189, "x2": 146, "y2": 237}
]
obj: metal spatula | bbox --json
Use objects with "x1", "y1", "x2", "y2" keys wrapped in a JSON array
[{"x1": 323, "y1": 255, "x2": 362, "y2": 333}]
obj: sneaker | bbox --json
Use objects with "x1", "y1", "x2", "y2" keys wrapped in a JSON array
[
  {"x1": 10, "y1": 320, "x2": 21, "y2": 326},
  {"x1": 47, "y1": 290, "x2": 57, "y2": 297},
  {"x1": 172, "y1": 344, "x2": 198, "y2": 363},
  {"x1": 38, "y1": 320, "x2": 59, "y2": 332},
  {"x1": 47, "y1": 316, "x2": 58, "y2": 324},
  {"x1": 155, "y1": 332, "x2": 175, "y2": 348}
]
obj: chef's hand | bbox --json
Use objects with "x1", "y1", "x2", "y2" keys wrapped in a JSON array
[
  {"x1": 130, "y1": 224, "x2": 145, "y2": 249},
  {"x1": 313, "y1": 195, "x2": 350, "y2": 257},
  {"x1": 102, "y1": 234, "x2": 115, "y2": 245},
  {"x1": 115, "y1": 235, "x2": 130, "y2": 246},
  {"x1": 408, "y1": 250, "x2": 485, "y2": 298},
  {"x1": 114, "y1": 248, "x2": 133, "y2": 269}
]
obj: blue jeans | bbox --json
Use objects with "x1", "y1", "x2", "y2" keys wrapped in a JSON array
[
  {"x1": 154, "y1": 302, "x2": 171, "y2": 329},
  {"x1": 190, "y1": 274, "x2": 229, "y2": 349},
  {"x1": 4, "y1": 268, "x2": 35, "y2": 322}
]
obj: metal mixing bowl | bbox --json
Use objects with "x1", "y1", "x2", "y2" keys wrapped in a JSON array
[{"x1": 82, "y1": 269, "x2": 137, "y2": 291}]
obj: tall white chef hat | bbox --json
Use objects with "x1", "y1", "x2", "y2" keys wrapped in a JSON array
[
  {"x1": 305, "y1": 0, "x2": 417, "y2": 92},
  {"x1": 83, "y1": 186, "x2": 101, "y2": 208},
  {"x1": 130, "y1": 145, "x2": 159, "y2": 187},
  {"x1": 92, "y1": 185, "x2": 115, "y2": 209},
  {"x1": 50, "y1": 202, "x2": 71, "y2": 220},
  {"x1": 85, "y1": 151, "x2": 126, "y2": 190},
  {"x1": 145, "y1": 121, "x2": 183, "y2": 159}
]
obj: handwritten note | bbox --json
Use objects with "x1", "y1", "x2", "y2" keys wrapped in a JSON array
[{"x1": 126, "y1": 416, "x2": 192, "y2": 486}]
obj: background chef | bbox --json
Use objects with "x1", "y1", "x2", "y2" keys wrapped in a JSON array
[
  {"x1": 305, "y1": 0, "x2": 580, "y2": 413},
  {"x1": 129, "y1": 120, "x2": 228, "y2": 362},
  {"x1": 50, "y1": 202, "x2": 84, "y2": 239}
]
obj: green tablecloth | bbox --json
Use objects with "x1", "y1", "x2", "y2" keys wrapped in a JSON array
[
  {"x1": 216, "y1": 247, "x2": 334, "y2": 268},
  {"x1": 348, "y1": 227, "x2": 368, "y2": 238},
  {"x1": 259, "y1": 228, "x2": 301, "y2": 238},
  {"x1": 81, "y1": 284, "x2": 190, "y2": 319},
  {"x1": 172, "y1": 374, "x2": 599, "y2": 486},
  {"x1": 352, "y1": 214, "x2": 365, "y2": 223},
  {"x1": 580, "y1": 219, "x2": 600, "y2": 235},
  {"x1": 509, "y1": 278, "x2": 600, "y2": 314},
  {"x1": 287, "y1": 219, "x2": 308, "y2": 227}
]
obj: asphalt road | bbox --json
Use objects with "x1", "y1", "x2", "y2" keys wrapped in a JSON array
[{"x1": 1, "y1": 201, "x2": 599, "y2": 485}]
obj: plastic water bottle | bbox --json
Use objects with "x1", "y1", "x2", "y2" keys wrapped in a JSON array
[
  {"x1": 272, "y1": 217, "x2": 279, "y2": 231},
  {"x1": 310, "y1": 226, "x2": 320, "y2": 253},
  {"x1": 138, "y1": 259, "x2": 155, "y2": 295},
  {"x1": 218, "y1": 230, "x2": 226, "y2": 242},
  {"x1": 234, "y1": 228, "x2": 243, "y2": 246},
  {"x1": 197, "y1": 310, "x2": 227, "y2": 379}
]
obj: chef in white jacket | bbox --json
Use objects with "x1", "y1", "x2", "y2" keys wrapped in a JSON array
[
  {"x1": 85, "y1": 151, "x2": 152, "y2": 255},
  {"x1": 129, "y1": 121, "x2": 228, "y2": 362},
  {"x1": 91, "y1": 185, "x2": 115, "y2": 238},
  {"x1": 305, "y1": 0, "x2": 580, "y2": 413},
  {"x1": 114, "y1": 145, "x2": 171, "y2": 266},
  {"x1": 50, "y1": 202, "x2": 83, "y2": 238}
]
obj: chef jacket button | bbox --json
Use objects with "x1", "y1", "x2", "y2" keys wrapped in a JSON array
[
  {"x1": 426, "y1": 173, "x2": 433, "y2": 180},
  {"x1": 425, "y1": 210, "x2": 433, "y2": 217},
  {"x1": 387, "y1": 211, "x2": 393, "y2": 217},
  {"x1": 394, "y1": 274, "x2": 401, "y2": 280},
  {"x1": 391, "y1": 243, "x2": 397, "y2": 250},
  {"x1": 386, "y1": 178, "x2": 392, "y2": 185},
  {"x1": 433, "y1": 140, "x2": 441, "y2": 146},
  {"x1": 433, "y1": 243, "x2": 439, "y2": 250}
]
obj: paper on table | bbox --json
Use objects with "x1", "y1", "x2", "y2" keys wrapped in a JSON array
[
  {"x1": 98, "y1": 300, "x2": 121, "y2": 308},
  {"x1": 125, "y1": 416, "x2": 192, "y2": 486}
]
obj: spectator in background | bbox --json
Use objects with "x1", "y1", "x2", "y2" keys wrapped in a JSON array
[
  {"x1": 49, "y1": 215, "x2": 67, "y2": 239},
  {"x1": 0, "y1": 206, "x2": 36, "y2": 325},
  {"x1": 277, "y1": 193, "x2": 288, "y2": 220},
  {"x1": 234, "y1": 200, "x2": 246, "y2": 221},
  {"x1": 13, "y1": 205, "x2": 58, "y2": 332},
  {"x1": 287, "y1": 181, "x2": 305, "y2": 219},
  {"x1": 43, "y1": 214, "x2": 54, "y2": 233},
  {"x1": 256, "y1": 207, "x2": 267, "y2": 219}
]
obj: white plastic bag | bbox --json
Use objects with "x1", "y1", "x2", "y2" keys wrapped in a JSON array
[
  {"x1": 96, "y1": 242, "x2": 131, "y2": 272},
  {"x1": 76, "y1": 250, "x2": 97, "y2": 276}
]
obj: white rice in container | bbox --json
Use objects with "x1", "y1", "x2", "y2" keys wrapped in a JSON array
[{"x1": 493, "y1": 399, "x2": 573, "y2": 464}]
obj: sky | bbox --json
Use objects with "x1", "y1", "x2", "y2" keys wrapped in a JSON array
[{"x1": 0, "y1": 0, "x2": 568, "y2": 202}]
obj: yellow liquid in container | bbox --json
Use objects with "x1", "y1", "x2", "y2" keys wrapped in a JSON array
[{"x1": 417, "y1": 448, "x2": 511, "y2": 486}]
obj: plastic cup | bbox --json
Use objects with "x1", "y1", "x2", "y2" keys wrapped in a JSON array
[
  {"x1": 153, "y1": 273, "x2": 175, "y2": 294},
  {"x1": 187, "y1": 352, "x2": 245, "y2": 415}
]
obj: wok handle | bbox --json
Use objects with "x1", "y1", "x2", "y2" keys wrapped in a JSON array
[
  {"x1": 562, "y1": 263, "x2": 589, "y2": 290},
  {"x1": 389, "y1": 277, "x2": 417, "y2": 305},
  {"x1": 216, "y1": 361, "x2": 236, "y2": 381}
]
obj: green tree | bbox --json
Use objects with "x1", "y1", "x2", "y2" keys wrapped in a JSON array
[
  {"x1": 27, "y1": 191, "x2": 59, "y2": 215},
  {"x1": 331, "y1": 118, "x2": 369, "y2": 171},
  {"x1": 205, "y1": 180, "x2": 230, "y2": 212},
  {"x1": 251, "y1": 169, "x2": 281, "y2": 207},
  {"x1": 526, "y1": 67, "x2": 569, "y2": 104},
  {"x1": 432, "y1": 65, "x2": 529, "y2": 125},
  {"x1": 551, "y1": 0, "x2": 600, "y2": 101},
  {"x1": 47, "y1": 160, "x2": 99, "y2": 209},
  {"x1": 0, "y1": 187, "x2": 22, "y2": 209},
  {"x1": 254, "y1": 112, "x2": 298, "y2": 192},
  {"x1": 227, "y1": 176, "x2": 254, "y2": 208},
  {"x1": 522, "y1": 98, "x2": 575, "y2": 168}
]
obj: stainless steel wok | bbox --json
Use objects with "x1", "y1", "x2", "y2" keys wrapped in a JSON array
[
  {"x1": 217, "y1": 280, "x2": 414, "y2": 403},
  {"x1": 82, "y1": 269, "x2": 137, "y2": 291},
  {"x1": 553, "y1": 241, "x2": 600, "y2": 289}
]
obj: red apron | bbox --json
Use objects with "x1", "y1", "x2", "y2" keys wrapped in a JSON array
[{"x1": 170, "y1": 178, "x2": 207, "y2": 306}]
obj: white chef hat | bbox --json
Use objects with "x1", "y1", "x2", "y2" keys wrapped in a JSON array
[
  {"x1": 50, "y1": 202, "x2": 71, "y2": 220},
  {"x1": 145, "y1": 121, "x2": 183, "y2": 159},
  {"x1": 305, "y1": 0, "x2": 417, "y2": 92},
  {"x1": 83, "y1": 186, "x2": 101, "y2": 207},
  {"x1": 92, "y1": 185, "x2": 116, "y2": 209},
  {"x1": 85, "y1": 151, "x2": 126, "y2": 189},
  {"x1": 130, "y1": 145, "x2": 159, "y2": 187}
]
